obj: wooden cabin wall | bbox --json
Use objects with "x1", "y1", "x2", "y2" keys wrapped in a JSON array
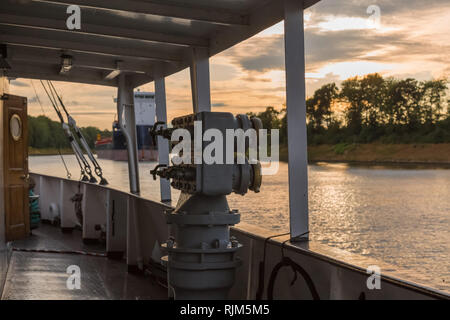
[{"x1": 0, "y1": 74, "x2": 9, "y2": 295}]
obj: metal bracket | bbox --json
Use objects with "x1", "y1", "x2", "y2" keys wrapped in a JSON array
[
  {"x1": 149, "y1": 121, "x2": 174, "y2": 146},
  {"x1": 290, "y1": 232, "x2": 310, "y2": 243},
  {"x1": 150, "y1": 164, "x2": 168, "y2": 180}
]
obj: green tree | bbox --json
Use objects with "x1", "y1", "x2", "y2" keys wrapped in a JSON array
[
  {"x1": 248, "y1": 106, "x2": 282, "y2": 130},
  {"x1": 80, "y1": 126, "x2": 102, "y2": 149},
  {"x1": 306, "y1": 83, "x2": 338, "y2": 131},
  {"x1": 389, "y1": 79, "x2": 423, "y2": 128},
  {"x1": 340, "y1": 77, "x2": 364, "y2": 134},
  {"x1": 28, "y1": 115, "x2": 110, "y2": 150},
  {"x1": 420, "y1": 79, "x2": 448, "y2": 124},
  {"x1": 359, "y1": 73, "x2": 386, "y2": 127}
]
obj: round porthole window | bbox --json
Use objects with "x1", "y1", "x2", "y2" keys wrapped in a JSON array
[{"x1": 10, "y1": 114, "x2": 22, "y2": 141}]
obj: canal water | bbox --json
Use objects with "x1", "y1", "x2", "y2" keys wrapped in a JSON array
[{"x1": 29, "y1": 155, "x2": 449, "y2": 293}]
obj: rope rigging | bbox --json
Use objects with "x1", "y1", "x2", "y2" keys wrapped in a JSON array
[
  {"x1": 48, "y1": 81, "x2": 108, "y2": 185},
  {"x1": 73, "y1": 150, "x2": 89, "y2": 182},
  {"x1": 31, "y1": 80, "x2": 72, "y2": 179},
  {"x1": 57, "y1": 148, "x2": 72, "y2": 179},
  {"x1": 40, "y1": 80, "x2": 96, "y2": 183},
  {"x1": 30, "y1": 80, "x2": 46, "y2": 115}
]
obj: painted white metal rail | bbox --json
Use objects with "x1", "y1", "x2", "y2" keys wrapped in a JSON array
[
  {"x1": 154, "y1": 66, "x2": 171, "y2": 203},
  {"x1": 284, "y1": 0, "x2": 309, "y2": 240},
  {"x1": 29, "y1": 172, "x2": 448, "y2": 300},
  {"x1": 31, "y1": 172, "x2": 171, "y2": 269}
]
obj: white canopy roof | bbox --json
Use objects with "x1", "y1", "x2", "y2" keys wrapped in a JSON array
[{"x1": 1, "y1": 0, "x2": 319, "y2": 87}]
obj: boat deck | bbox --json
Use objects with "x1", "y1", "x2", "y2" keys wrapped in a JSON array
[{"x1": 1, "y1": 224, "x2": 168, "y2": 300}]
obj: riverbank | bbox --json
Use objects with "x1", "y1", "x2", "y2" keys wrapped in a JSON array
[
  {"x1": 30, "y1": 143, "x2": 450, "y2": 165},
  {"x1": 29, "y1": 147, "x2": 74, "y2": 156},
  {"x1": 280, "y1": 143, "x2": 450, "y2": 164}
]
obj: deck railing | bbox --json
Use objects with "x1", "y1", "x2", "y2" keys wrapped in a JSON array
[{"x1": 29, "y1": 172, "x2": 448, "y2": 300}]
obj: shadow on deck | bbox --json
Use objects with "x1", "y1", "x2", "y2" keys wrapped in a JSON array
[{"x1": 1, "y1": 224, "x2": 168, "y2": 300}]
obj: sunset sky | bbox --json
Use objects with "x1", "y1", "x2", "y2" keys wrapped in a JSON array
[{"x1": 9, "y1": 0, "x2": 450, "y2": 130}]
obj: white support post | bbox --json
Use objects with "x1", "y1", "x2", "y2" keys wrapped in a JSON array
[
  {"x1": 126, "y1": 196, "x2": 143, "y2": 271},
  {"x1": 0, "y1": 73, "x2": 7, "y2": 253},
  {"x1": 117, "y1": 74, "x2": 140, "y2": 194},
  {"x1": 284, "y1": 0, "x2": 309, "y2": 240},
  {"x1": 189, "y1": 47, "x2": 211, "y2": 113},
  {"x1": 38, "y1": 176, "x2": 45, "y2": 219},
  {"x1": 58, "y1": 180, "x2": 65, "y2": 227},
  {"x1": 154, "y1": 69, "x2": 172, "y2": 202},
  {"x1": 81, "y1": 183, "x2": 88, "y2": 238},
  {"x1": 106, "y1": 190, "x2": 127, "y2": 258}
]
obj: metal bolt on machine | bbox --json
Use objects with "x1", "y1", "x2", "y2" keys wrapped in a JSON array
[{"x1": 150, "y1": 111, "x2": 263, "y2": 300}]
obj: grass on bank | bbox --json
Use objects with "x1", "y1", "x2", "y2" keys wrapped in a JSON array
[
  {"x1": 29, "y1": 147, "x2": 74, "y2": 156},
  {"x1": 31, "y1": 143, "x2": 450, "y2": 164},
  {"x1": 279, "y1": 143, "x2": 450, "y2": 164}
]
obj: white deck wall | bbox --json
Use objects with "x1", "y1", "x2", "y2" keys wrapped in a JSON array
[{"x1": 28, "y1": 173, "x2": 447, "y2": 300}]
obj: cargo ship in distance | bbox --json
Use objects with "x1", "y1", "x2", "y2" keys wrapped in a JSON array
[{"x1": 95, "y1": 91, "x2": 158, "y2": 161}]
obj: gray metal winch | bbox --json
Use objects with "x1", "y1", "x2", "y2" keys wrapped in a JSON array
[{"x1": 152, "y1": 111, "x2": 262, "y2": 299}]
